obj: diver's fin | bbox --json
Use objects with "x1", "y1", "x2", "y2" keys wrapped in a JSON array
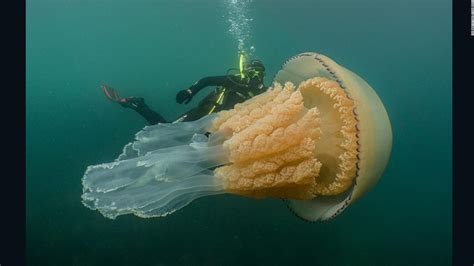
[
  {"x1": 101, "y1": 85, "x2": 127, "y2": 103},
  {"x1": 101, "y1": 85, "x2": 146, "y2": 110}
]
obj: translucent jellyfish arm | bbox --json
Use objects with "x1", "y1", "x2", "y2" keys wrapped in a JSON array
[{"x1": 82, "y1": 115, "x2": 229, "y2": 219}]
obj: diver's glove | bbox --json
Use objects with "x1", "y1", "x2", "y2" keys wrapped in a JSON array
[{"x1": 176, "y1": 89, "x2": 193, "y2": 104}]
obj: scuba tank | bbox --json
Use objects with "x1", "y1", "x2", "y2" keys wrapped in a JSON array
[
  {"x1": 200, "y1": 53, "x2": 254, "y2": 115},
  {"x1": 200, "y1": 53, "x2": 247, "y2": 115}
]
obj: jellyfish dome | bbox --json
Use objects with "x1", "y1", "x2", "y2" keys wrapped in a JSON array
[{"x1": 82, "y1": 52, "x2": 392, "y2": 221}]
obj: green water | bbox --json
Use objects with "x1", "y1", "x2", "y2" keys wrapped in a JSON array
[{"x1": 26, "y1": 0, "x2": 452, "y2": 265}]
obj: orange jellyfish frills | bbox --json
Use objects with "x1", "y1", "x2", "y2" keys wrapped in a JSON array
[
  {"x1": 210, "y1": 77, "x2": 359, "y2": 200},
  {"x1": 299, "y1": 77, "x2": 359, "y2": 196}
]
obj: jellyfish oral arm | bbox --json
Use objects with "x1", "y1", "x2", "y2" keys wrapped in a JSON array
[{"x1": 82, "y1": 116, "x2": 230, "y2": 219}]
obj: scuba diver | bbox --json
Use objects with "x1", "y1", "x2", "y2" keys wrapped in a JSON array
[{"x1": 101, "y1": 57, "x2": 267, "y2": 125}]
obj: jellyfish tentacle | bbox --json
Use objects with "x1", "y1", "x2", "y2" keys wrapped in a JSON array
[{"x1": 81, "y1": 116, "x2": 229, "y2": 219}]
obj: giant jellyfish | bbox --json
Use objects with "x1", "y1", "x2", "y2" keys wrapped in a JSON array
[{"x1": 82, "y1": 52, "x2": 392, "y2": 221}]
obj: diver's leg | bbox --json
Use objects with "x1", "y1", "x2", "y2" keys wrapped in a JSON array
[
  {"x1": 101, "y1": 85, "x2": 167, "y2": 125},
  {"x1": 171, "y1": 106, "x2": 210, "y2": 123},
  {"x1": 121, "y1": 97, "x2": 168, "y2": 125}
]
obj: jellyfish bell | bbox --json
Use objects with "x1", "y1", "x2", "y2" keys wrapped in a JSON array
[
  {"x1": 81, "y1": 52, "x2": 392, "y2": 221},
  {"x1": 273, "y1": 52, "x2": 392, "y2": 221}
]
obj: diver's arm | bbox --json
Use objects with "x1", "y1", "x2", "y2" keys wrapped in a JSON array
[
  {"x1": 187, "y1": 76, "x2": 231, "y2": 94},
  {"x1": 176, "y1": 76, "x2": 233, "y2": 104}
]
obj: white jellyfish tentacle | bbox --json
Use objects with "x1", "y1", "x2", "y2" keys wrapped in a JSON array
[{"x1": 81, "y1": 114, "x2": 229, "y2": 219}]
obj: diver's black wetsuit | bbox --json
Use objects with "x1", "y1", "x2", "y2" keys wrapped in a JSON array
[{"x1": 129, "y1": 74, "x2": 267, "y2": 125}]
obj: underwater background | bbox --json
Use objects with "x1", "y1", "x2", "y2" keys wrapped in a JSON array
[{"x1": 26, "y1": 0, "x2": 452, "y2": 265}]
